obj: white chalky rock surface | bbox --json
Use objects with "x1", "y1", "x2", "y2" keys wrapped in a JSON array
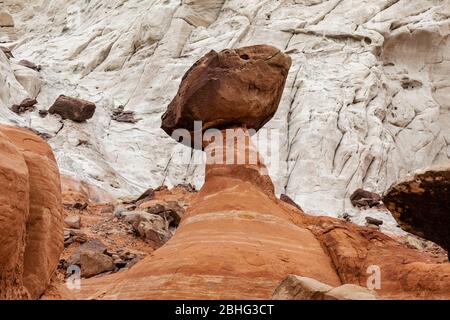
[{"x1": 0, "y1": 0, "x2": 449, "y2": 233}]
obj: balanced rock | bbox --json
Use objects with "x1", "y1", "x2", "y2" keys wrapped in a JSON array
[
  {"x1": 280, "y1": 194, "x2": 303, "y2": 211},
  {"x1": 49, "y1": 95, "x2": 96, "y2": 122},
  {"x1": 0, "y1": 125, "x2": 63, "y2": 299},
  {"x1": 161, "y1": 45, "x2": 292, "y2": 146},
  {"x1": 350, "y1": 188, "x2": 381, "y2": 208},
  {"x1": 0, "y1": 12, "x2": 14, "y2": 27},
  {"x1": 383, "y1": 165, "x2": 450, "y2": 255}
]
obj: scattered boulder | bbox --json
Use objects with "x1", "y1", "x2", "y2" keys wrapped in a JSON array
[
  {"x1": 64, "y1": 215, "x2": 81, "y2": 229},
  {"x1": 365, "y1": 216, "x2": 383, "y2": 227},
  {"x1": 0, "y1": 12, "x2": 14, "y2": 27},
  {"x1": 80, "y1": 239, "x2": 108, "y2": 255},
  {"x1": 176, "y1": 183, "x2": 197, "y2": 193},
  {"x1": 48, "y1": 95, "x2": 96, "y2": 122},
  {"x1": 111, "y1": 105, "x2": 137, "y2": 123},
  {"x1": 128, "y1": 211, "x2": 172, "y2": 246},
  {"x1": 140, "y1": 202, "x2": 183, "y2": 228},
  {"x1": 350, "y1": 188, "x2": 381, "y2": 208},
  {"x1": 272, "y1": 275, "x2": 377, "y2": 300},
  {"x1": 12, "y1": 65, "x2": 41, "y2": 98},
  {"x1": 18, "y1": 59, "x2": 41, "y2": 72},
  {"x1": 38, "y1": 109, "x2": 48, "y2": 118},
  {"x1": 66, "y1": 239, "x2": 113, "y2": 278},
  {"x1": 80, "y1": 251, "x2": 114, "y2": 278},
  {"x1": 11, "y1": 98, "x2": 37, "y2": 114},
  {"x1": 161, "y1": 45, "x2": 292, "y2": 147},
  {"x1": 383, "y1": 166, "x2": 450, "y2": 257},
  {"x1": 280, "y1": 194, "x2": 303, "y2": 211},
  {"x1": 64, "y1": 228, "x2": 87, "y2": 247},
  {"x1": 134, "y1": 188, "x2": 155, "y2": 205},
  {"x1": 64, "y1": 201, "x2": 88, "y2": 211}
]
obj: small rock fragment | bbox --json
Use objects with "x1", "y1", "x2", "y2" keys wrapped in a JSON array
[
  {"x1": 365, "y1": 216, "x2": 383, "y2": 227},
  {"x1": 11, "y1": 98, "x2": 37, "y2": 114},
  {"x1": 280, "y1": 194, "x2": 303, "y2": 211}
]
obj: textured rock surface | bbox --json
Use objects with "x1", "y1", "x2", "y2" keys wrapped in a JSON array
[
  {"x1": 161, "y1": 45, "x2": 292, "y2": 142},
  {"x1": 298, "y1": 213, "x2": 450, "y2": 299},
  {"x1": 48, "y1": 95, "x2": 96, "y2": 122},
  {"x1": 0, "y1": 125, "x2": 63, "y2": 299},
  {"x1": 272, "y1": 275, "x2": 377, "y2": 300},
  {"x1": 67, "y1": 129, "x2": 449, "y2": 300},
  {"x1": 0, "y1": 11, "x2": 14, "y2": 27},
  {"x1": 0, "y1": 0, "x2": 449, "y2": 228},
  {"x1": 383, "y1": 165, "x2": 450, "y2": 253},
  {"x1": 0, "y1": 129, "x2": 29, "y2": 299}
]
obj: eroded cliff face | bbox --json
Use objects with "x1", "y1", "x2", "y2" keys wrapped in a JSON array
[
  {"x1": 1, "y1": 0, "x2": 449, "y2": 223},
  {"x1": 0, "y1": 125, "x2": 63, "y2": 299}
]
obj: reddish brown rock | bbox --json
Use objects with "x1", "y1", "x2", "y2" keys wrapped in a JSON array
[
  {"x1": 383, "y1": 166, "x2": 450, "y2": 256},
  {"x1": 161, "y1": 45, "x2": 292, "y2": 146},
  {"x1": 0, "y1": 125, "x2": 63, "y2": 299},
  {"x1": 49, "y1": 95, "x2": 96, "y2": 122},
  {"x1": 11, "y1": 98, "x2": 37, "y2": 114},
  {"x1": 294, "y1": 213, "x2": 450, "y2": 299},
  {"x1": 350, "y1": 188, "x2": 381, "y2": 208}
]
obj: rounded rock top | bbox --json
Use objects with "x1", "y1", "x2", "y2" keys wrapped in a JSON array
[{"x1": 161, "y1": 44, "x2": 292, "y2": 145}]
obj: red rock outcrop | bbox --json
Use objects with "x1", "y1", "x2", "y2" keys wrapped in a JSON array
[
  {"x1": 295, "y1": 214, "x2": 450, "y2": 299},
  {"x1": 49, "y1": 95, "x2": 96, "y2": 122},
  {"x1": 0, "y1": 125, "x2": 63, "y2": 299},
  {"x1": 383, "y1": 166, "x2": 450, "y2": 256}
]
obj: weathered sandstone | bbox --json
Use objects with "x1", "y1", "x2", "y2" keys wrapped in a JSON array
[
  {"x1": 49, "y1": 95, "x2": 96, "y2": 122},
  {"x1": 272, "y1": 275, "x2": 377, "y2": 300},
  {"x1": 0, "y1": 125, "x2": 63, "y2": 299}
]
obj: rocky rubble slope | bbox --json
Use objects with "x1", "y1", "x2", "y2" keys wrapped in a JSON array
[{"x1": 0, "y1": 0, "x2": 449, "y2": 224}]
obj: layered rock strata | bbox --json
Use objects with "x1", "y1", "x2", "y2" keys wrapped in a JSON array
[{"x1": 0, "y1": 125, "x2": 63, "y2": 299}]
